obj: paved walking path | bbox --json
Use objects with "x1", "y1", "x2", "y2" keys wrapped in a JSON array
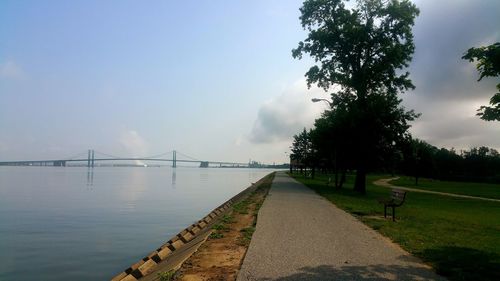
[
  {"x1": 237, "y1": 172, "x2": 445, "y2": 281},
  {"x1": 374, "y1": 177, "x2": 500, "y2": 203}
]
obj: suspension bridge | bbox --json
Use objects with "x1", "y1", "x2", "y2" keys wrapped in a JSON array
[{"x1": 0, "y1": 150, "x2": 250, "y2": 168}]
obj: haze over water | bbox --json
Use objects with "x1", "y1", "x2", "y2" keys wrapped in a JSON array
[{"x1": 0, "y1": 166, "x2": 274, "y2": 281}]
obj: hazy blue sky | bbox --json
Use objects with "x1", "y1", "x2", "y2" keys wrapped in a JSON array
[{"x1": 1, "y1": 0, "x2": 499, "y2": 164}]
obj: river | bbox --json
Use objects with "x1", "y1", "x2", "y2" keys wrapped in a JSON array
[{"x1": 0, "y1": 166, "x2": 275, "y2": 281}]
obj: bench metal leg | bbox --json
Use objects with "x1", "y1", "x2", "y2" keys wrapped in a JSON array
[
  {"x1": 384, "y1": 205, "x2": 387, "y2": 218},
  {"x1": 392, "y1": 206, "x2": 395, "y2": 222}
]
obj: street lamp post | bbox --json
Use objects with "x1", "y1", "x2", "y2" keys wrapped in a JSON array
[
  {"x1": 311, "y1": 97, "x2": 335, "y2": 185},
  {"x1": 311, "y1": 98, "x2": 333, "y2": 107}
]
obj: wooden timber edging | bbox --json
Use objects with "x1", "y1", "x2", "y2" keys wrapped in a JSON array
[{"x1": 110, "y1": 175, "x2": 269, "y2": 281}]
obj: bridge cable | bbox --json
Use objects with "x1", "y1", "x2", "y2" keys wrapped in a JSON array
[
  {"x1": 63, "y1": 151, "x2": 89, "y2": 160},
  {"x1": 143, "y1": 151, "x2": 173, "y2": 159},
  {"x1": 176, "y1": 151, "x2": 200, "y2": 161},
  {"x1": 93, "y1": 150, "x2": 123, "y2": 159}
]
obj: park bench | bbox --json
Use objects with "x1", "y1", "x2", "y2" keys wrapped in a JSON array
[{"x1": 378, "y1": 189, "x2": 407, "y2": 221}]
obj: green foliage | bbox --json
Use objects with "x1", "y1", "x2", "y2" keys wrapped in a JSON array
[
  {"x1": 212, "y1": 223, "x2": 228, "y2": 231},
  {"x1": 293, "y1": 173, "x2": 500, "y2": 281},
  {"x1": 463, "y1": 43, "x2": 500, "y2": 82},
  {"x1": 462, "y1": 42, "x2": 500, "y2": 121},
  {"x1": 293, "y1": 0, "x2": 419, "y2": 94},
  {"x1": 397, "y1": 138, "x2": 500, "y2": 183},
  {"x1": 290, "y1": 128, "x2": 315, "y2": 171},
  {"x1": 211, "y1": 220, "x2": 230, "y2": 239},
  {"x1": 238, "y1": 227, "x2": 256, "y2": 246},
  {"x1": 157, "y1": 270, "x2": 175, "y2": 281},
  {"x1": 209, "y1": 232, "x2": 224, "y2": 239},
  {"x1": 292, "y1": 0, "x2": 420, "y2": 193},
  {"x1": 233, "y1": 199, "x2": 250, "y2": 214},
  {"x1": 221, "y1": 214, "x2": 234, "y2": 224},
  {"x1": 253, "y1": 202, "x2": 263, "y2": 216}
]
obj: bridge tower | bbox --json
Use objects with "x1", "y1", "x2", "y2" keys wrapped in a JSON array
[
  {"x1": 172, "y1": 150, "x2": 177, "y2": 168},
  {"x1": 88, "y1": 149, "x2": 95, "y2": 168}
]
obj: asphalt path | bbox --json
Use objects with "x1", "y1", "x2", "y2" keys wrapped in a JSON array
[
  {"x1": 373, "y1": 177, "x2": 500, "y2": 203},
  {"x1": 237, "y1": 172, "x2": 445, "y2": 281}
]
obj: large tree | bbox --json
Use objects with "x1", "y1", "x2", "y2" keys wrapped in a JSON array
[
  {"x1": 290, "y1": 128, "x2": 314, "y2": 175},
  {"x1": 462, "y1": 42, "x2": 500, "y2": 121},
  {"x1": 310, "y1": 94, "x2": 357, "y2": 188},
  {"x1": 292, "y1": 0, "x2": 420, "y2": 193}
]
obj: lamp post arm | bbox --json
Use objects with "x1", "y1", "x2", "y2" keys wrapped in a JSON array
[{"x1": 311, "y1": 98, "x2": 333, "y2": 107}]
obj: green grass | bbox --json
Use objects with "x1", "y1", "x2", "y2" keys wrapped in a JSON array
[
  {"x1": 221, "y1": 214, "x2": 235, "y2": 224},
  {"x1": 210, "y1": 221, "x2": 230, "y2": 239},
  {"x1": 238, "y1": 226, "x2": 256, "y2": 246},
  {"x1": 233, "y1": 199, "x2": 250, "y2": 214},
  {"x1": 211, "y1": 223, "x2": 229, "y2": 231},
  {"x1": 157, "y1": 270, "x2": 175, "y2": 281},
  {"x1": 391, "y1": 176, "x2": 500, "y2": 199},
  {"x1": 209, "y1": 232, "x2": 224, "y2": 239},
  {"x1": 292, "y1": 173, "x2": 500, "y2": 281}
]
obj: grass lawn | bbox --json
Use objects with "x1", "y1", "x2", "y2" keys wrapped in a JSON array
[
  {"x1": 391, "y1": 176, "x2": 500, "y2": 199},
  {"x1": 291, "y1": 173, "x2": 500, "y2": 281}
]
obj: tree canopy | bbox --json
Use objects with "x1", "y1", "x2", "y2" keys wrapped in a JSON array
[
  {"x1": 462, "y1": 42, "x2": 500, "y2": 121},
  {"x1": 292, "y1": 0, "x2": 420, "y2": 193}
]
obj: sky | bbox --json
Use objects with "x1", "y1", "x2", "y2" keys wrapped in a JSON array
[{"x1": 1, "y1": 0, "x2": 499, "y2": 164}]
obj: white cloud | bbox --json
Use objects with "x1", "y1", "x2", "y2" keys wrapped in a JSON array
[
  {"x1": 119, "y1": 130, "x2": 148, "y2": 158},
  {"x1": 406, "y1": 97, "x2": 500, "y2": 150},
  {"x1": 234, "y1": 135, "x2": 243, "y2": 146},
  {"x1": 248, "y1": 78, "x2": 329, "y2": 144},
  {"x1": 0, "y1": 61, "x2": 25, "y2": 80}
]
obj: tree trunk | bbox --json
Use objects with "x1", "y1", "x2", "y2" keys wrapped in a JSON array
[
  {"x1": 353, "y1": 134, "x2": 367, "y2": 194},
  {"x1": 354, "y1": 166, "x2": 366, "y2": 194},
  {"x1": 354, "y1": 140, "x2": 367, "y2": 194},
  {"x1": 334, "y1": 167, "x2": 339, "y2": 188},
  {"x1": 339, "y1": 169, "x2": 346, "y2": 189},
  {"x1": 415, "y1": 161, "x2": 419, "y2": 186},
  {"x1": 353, "y1": 94, "x2": 368, "y2": 194},
  {"x1": 334, "y1": 150, "x2": 339, "y2": 188}
]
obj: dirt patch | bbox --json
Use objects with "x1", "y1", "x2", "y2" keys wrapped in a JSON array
[{"x1": 171, "y1": 173, "x2": 274, "y2": 281}]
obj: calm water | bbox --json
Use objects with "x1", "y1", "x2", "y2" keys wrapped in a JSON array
[{"x1": 0, "y1": 166, "x2": 274, "y2": 281}]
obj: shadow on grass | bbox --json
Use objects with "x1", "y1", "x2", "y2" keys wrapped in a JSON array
[
  {"x1": 421, "y1": 246, "x2": 500, "y2": 281},
  {"x1": 306, "y1": 183, "x2": 359, "y2": 196},
  {"x1": 260, "y1": 263, "x2": 444, "y2": 281}
]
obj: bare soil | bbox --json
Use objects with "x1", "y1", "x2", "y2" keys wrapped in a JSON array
[{"x1": 174, "y1": 173, "x2": 274, "y2": 281}]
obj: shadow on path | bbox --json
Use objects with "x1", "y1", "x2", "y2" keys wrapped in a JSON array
[{"x1": 258, "y1": 263, "x2": 443, "y2": 281}]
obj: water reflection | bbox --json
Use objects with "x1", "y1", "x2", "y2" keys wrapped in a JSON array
[
  {"x1": 118, "y1": 168, "x2": 148, "y2": 212},
  {"x1": 171, "y1": 169, "x2": 176, "y2": 187},
  {"x1": 199, "y1": 172, "x2": 209, "y2": 182},
  {"x1": 86, "y1": 168, "x2": 94, "y2": 187}
]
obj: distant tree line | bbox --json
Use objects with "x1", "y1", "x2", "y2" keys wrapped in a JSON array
[
  {"x1": 397, "y1": 140, "x2": 500, "y2": 184},
  {"x1": 290, "y1": 126, "x2": 500, "y2": 184}
]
